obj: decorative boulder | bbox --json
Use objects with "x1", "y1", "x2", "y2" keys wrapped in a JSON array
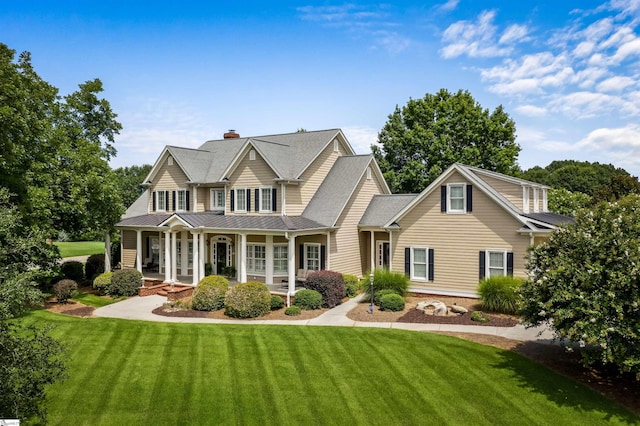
[{"x1": 450, "y1": 305, "x2": 469, "y2": 314}]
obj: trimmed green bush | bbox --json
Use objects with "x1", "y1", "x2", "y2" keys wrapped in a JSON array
[
  {"x1": 363, "y1": 269, "x2": 409, "y2": 298},
  {"x1": 343, "y1": 274, "x2": 361, "y2": 298},
  {"x1": 109, "y1": 269, "x2": 142, "y2": 297},
  {"x1": 478, "y1": 276, "x2": 524, "y2": 314},
  {"x1": 285, "y1": 305, "x2": 301, "y2": 316},
  {"x1": 53, "y1": 279, "x2": 77, "y2": 303},
  {"x1": 374, "y1": 289, "x2": 398, "y2": 306},
  {"x1": 305, "y1": 270, "x2": 344, "y2": 308},
  {"x1": 293, "y1": 289, "x2": 323, "y2": 310},
  {"x1": 224, "y1": 281, "x2": 271, "y2": 319},
  {"x1": 61, "y1": 260, "x2": 84, "y2": 282},
  {"x1": 192, "y1": 275, "x2": 229, "y2": 311},
  {"x1": 270, "y1": 295, "x2": 285, "y2": 310},
  {"x1": 85, "y1": 254, "x2": 105, "y2": 281},
  {"x1": 471, "y1": 311, "x2": 491, "y2": 323},
  {"x1": 93, "y1": 271, "x2": 113, "y2": 295},
  {"x1": 379, "y1": 293, "x2": 405, "y2": 312}
]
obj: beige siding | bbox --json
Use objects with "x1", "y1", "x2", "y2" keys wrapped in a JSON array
[
  {"x1": 286, "y1": 141, "x2": 341, "y2": 215},
  {"x1": 122, "y1": 230, "x2": 137, "y2": 268},
  {"x1": 195, "y1": 187, "x2": 207, "y2": 212},
  {"x1": 227, "y1": 150, "x2": 280, "y2": 215},
  {"x1": 148, "y1": 154, "x2": 190, "y2": 213},
  {"x1": 392, "y1": 172, "x2": 530, "y2": 296},
  {"x1": 476, "y1": 174, "x2": 523, "y2": 211},
  {"x1": 331, "y1": 172, "x2": 387, "y2": 277}
]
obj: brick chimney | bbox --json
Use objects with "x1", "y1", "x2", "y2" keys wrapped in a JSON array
[{"x1": 224, "y1": 129, "x2": 240, "y2": 139}]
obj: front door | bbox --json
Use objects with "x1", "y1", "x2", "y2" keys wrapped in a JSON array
[
  {"x1": 377, "y1": 241, "x2": 390, "y2": 269},
  {"x1": 216, "y1": 242, "x2": 227, "y2": 274}
]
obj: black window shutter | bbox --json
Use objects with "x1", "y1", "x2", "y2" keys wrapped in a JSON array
[
  {"x1": 440, "y1": 186, "x2": 447, "y2": 212},
  {"x1": 479, "y1": 251, "x2": 486, "y2": 280},
  {"x1": 172, "y1": 191, "x2": 176, "y2": 211},
  {"x1": 507, "y1": 252, "x2": 514, "y2": 276},
  {"x1": 466, "y1": 184, "x2": 473, "y2": 212},
  {"x1": 146, "y1": 237, "x2": 150, "y2": 257},
  {"x1": 186, "y1": 190, "x2": 190, "y2": 211},
  {"x1": 299, "y1": 245, "x2": 304, "y2": 269},
  {"x1": 152, "y1": 191, "x2": 156, "y2": 211},
  {"x1": 165, "y1": 191, "x2": 169, "y2": 211},
  {"x1": 246, "y1": 189, "x2": 251, "y2": 211},
  {"x1": 255, "y1": 188, "x2": 260, "y2": 212},
  {"x1": 428, "y1": 248, "x2": 435, "y2": 281},
  {"x1": 404, "y1": 247, "x2": 411, "y2": 276},
  {"x1": 230, "y1": 190, "x2": 235, "y2": 212},
  {"x1": 320, "y1": 246, "x2": 326, "y2": 270},
  {"x1": 272, "y1": 188, "x2": 277, "y2": 212}
]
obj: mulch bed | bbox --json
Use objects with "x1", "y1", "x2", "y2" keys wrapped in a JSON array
[{"x1": 397, "y1": 309, "x2": 520, "y2": 327}]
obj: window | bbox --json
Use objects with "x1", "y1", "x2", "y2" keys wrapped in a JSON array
[
  {"x1": 156, "y1": 190, "x2": 168, "y2": 212},
  {"x1": 249, "y1": 149, "x2": 256, "y2": 161},
  {"x1": 247, "y1": 244, "x2": 265, "y2": 274},
  {"x1": 411, "y1": 247, "x2": 428, "y2": 281},
  {"x1": 333, "y1": 139, "x2": 339, "y2": 152},
  {"x1": 235, "y1": 188, "x2": 247, "y2": 212},
  {"x1": 176, "y1": 189, "x2": 187, "y2": 211},
  {"x1": 305, "y1": 244, "x2": 320, "y2": 271},
  {"x1": 273, "y1": 245, "x2": 288, "y2": 275},
  {"x1": 366, "y1": 167, "x2": 372, "y2": 180},
  {"x1": 210, "y1": 189, "x2": 225, "y2": 211},
  {"x1": 448, "y1": 184, "x2": 465, "y2": 213},
  {"x1": 167, "y1": 156, "x2": 173, "y2": 166},
  {"x1": 487, "y1": 250, "x2": 506, "y2": 277},
  {"x1": 260, "y1": 187, "x2": 272, "y2": 212}
]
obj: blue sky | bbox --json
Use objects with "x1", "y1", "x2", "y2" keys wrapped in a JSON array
[{"x1": 3, "y1": 1, "x2": 640, "y2": 176}]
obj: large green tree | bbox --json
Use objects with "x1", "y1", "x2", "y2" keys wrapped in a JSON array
[
  {"x1": 114, "y1": 164, "x2": 152, "y2": 209},
  {"x1": 521, "y1": 194, "x2": 640, "y2": 378},
  {"x1": 373, "y1": 88, "x2": 520, "y2": 193}
]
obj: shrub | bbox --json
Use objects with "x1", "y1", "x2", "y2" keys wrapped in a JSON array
[
  {"x1": 53, "y1": 279, "x2": 77, "y2": 303},
  {"x1": 293, "y1": 289, "x2": 323, "y2": 310},
  {"x1": 379, "y1": 293, "x2": 405, "y2": 311},
  {"x1": 363, "y1": 269, "x2": 409, "y2": 298},
  {"x1": 85, "y1": 254, "x2": 105, "y2": 281},
  {"x1": 478, "y1": 275, "x2": 524, "y2": 314},
  {"x1": 204, "y1": 262, "x2": 213, "y2": 277},
  {"x1": 109, "y1": 269, "x2": 142, "y2": 297},
  {"x1": 471, "y1": 311, "x2": 491, "y2": 323},
  {"x1": 285, "y1": 305, "x2": 301, "y2": 316},
  {"x1": 270, "y1": 295, "x2": 285, "y2": 310},
  {"x1": 374, "y1": 289, "x2": 398, "y2": 306},
  {"x1": 343, "y1": 274, "x2": 361, "y2": 298},
  {"x1": 61, "y1": 261, "x2": 84, "y2": 282},
  {"x1": 305, "y1": 270, "x2": 344, "y2": 308},
  {"x1": 192, "y1": 275, "x2": 229, "y2": 311},
  {"x1": 93, "y1": 271, "x2": 113, "y2": 295},
  {"x1": 224, "y1": 281, "x2": 271, "y2": 318}
]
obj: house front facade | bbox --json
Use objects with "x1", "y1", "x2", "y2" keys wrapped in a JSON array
[{"x1": 117, "y1": 129, "x2": 572, "y2": 298}]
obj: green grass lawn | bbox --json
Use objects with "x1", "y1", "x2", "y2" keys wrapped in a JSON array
[
  {"x1": 71, "y1": 290, "x2": 124, "y2": 308},
  {"x1": 20, "y1": 310, "x2": 638, "y2": 425},
  {"x1": 54, "y1": 241, "x2": 105, "y2": 258}
]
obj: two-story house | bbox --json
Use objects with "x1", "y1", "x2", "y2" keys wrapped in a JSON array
[{"x1": 116, "y1": 129, "x2": 572, "y2": 299}]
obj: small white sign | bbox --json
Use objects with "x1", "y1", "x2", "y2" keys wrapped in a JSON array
[{"x1": 0, "y1": 420, "x2": 20, "y2": 426}]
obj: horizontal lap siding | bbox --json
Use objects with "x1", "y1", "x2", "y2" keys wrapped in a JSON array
[
  {"x1": 476, "y1": 175, "x2": 523, "y2": 211},
  {"x1": 122, "y1": 230, "x2": 137, "y2": 268},
  {"x1": 393, "y1": 172, "x2": 530, "y2": 295},
  {"x1": 148, "y1": 156, "x2": 189, "y2": 212},
  {"x1": 228, "y1": 150, "x2": 280, "y2": 215}
]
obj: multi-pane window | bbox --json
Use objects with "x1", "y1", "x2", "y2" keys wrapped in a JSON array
[
  {"x1": 448, "y1": 184, "x2": 465, "y2": 212},
  {"x1": 247, "y1": 244, "x2": 266, "y2": 274},
  {"x1": 177, "y1": 189, "x2": 187, "y2": 211},
  {"x1": 235, "y1": 188, "x2": 247, "y2": 212},
  {"x1": 211, "y1": 189, "x2": 225, "y2": 211},
  {"x1": 157, "y1": 190, "x2": 167, "y2": 212},
  {"x1": 305, "y1": 244, "x2": 320, "y2": 271},
  {"x1": 273, "y1": 245, "x2": 288, "y2": 275},
  {"x1": 260, "y1": 187, "x2": 272, "y2": 212},
  {"x1": 411, "y1": 247, "x2": 428, "y2": 281},
  {"x1": 487, "y1": 251, "x2": 506, "y2": 277}
]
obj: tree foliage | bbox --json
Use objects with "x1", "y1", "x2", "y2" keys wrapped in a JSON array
[
  {"x1": 521, "y1": 195, "x2": 640, "y2": 378},
  {"x1": 547, "y1": 188, "x2": 591, "y2": 216},
  {"x1": 113, "y1": 164, "x2": 152, "y2": 208},
  {"x1": 373, "y1": 88, "x2": 520, "y2": 193}
]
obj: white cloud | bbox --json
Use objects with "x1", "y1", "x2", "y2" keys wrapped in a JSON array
[
  {"x1": 342, "y1": 125, "x2": 379, "y2": 154},
  {"x1": 440, "y1": 10, "x2": 514, "y2": 58},
  {"x1": 516, "y1": 105, "x2": 548, "y2": 117},
  {"x1": 517, "y1": 126, "x2": 578, "y2": 152},
  {"x1": 372, "y1": 31, "x2": 411, "y2": 54},
  {"x1": 596, "y1": 75, "x2": 636, "y2": 91},
  {"x1": 578, "y1": 124, "x2": 640, "y2": 149},
  {"x1": 499, "y1": 24, "x2": 529, "y2": 44},
  {"x1": 436, "y1": 0, "x2": 459, "y2": 13}
]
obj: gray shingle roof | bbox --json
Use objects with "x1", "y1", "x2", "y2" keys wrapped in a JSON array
[
  {"x1": 117, "y1": 213, "x2": 171, "y2": 227},
  {"x1": 359, "y1": 194, "x2": 417, "y2": 227},
  {"x1": 521, "y1": 212, "x2": 575, "y2": 226},
  {"x1": 302, "y1": 155, "x2": 373, "y2": 226},
  {"x1": 122, "y1": 192, "x2": 150, "y2": 219}
]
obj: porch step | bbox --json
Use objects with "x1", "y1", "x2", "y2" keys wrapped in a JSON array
[{"x1": 158, "y1": 290, "x2": 168, "y2": 296}]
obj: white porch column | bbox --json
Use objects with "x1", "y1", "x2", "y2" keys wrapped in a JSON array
[
  {"x1": 239, "y1": 233, "x2": 247, "y2": 283},
  {"x1": 164, "y1": 230, "x2": 171, "y2": 282},
  {"x1": 388, "y1": 230, "x2": 393, "y2": 270},
  {"x1": 281, "y1": 183, "x2": 286, "y2": 216},
  {"x1": 193, "y1": 186, "x2": 198, "y2": 212},
  {"x1": 105, "y1": 232, "x2": 112, "y2": 272},
  {"x1": 171, "y1": 231, "x2": 177, "y2": 282},
  {"x1": 265, "y1": 235, "x2": 274, "y2": 285},
  {"x1": 370, "y1": 230, "x2": 375, "y2": 272},
  {"x1": 199, "y1": 231, "x2": 206, "y2": 279},
  {"x1": 326, "y1": 231, "x2": 331, "y2": 270},
  {"x1": 180, "y1": 231, "x2": 187, "y2": 276},
  {"x1": 192, "y1": 232, "x2": 200, "y2": 285},
  {"x1": 287, "y1": 235, "x2": 296, "y2": 306},
  {"x1": 136, "y1": 230, "x2": 142, "y2": 273}
]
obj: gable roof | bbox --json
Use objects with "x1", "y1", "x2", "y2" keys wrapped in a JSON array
[
  {"x1": 359, "y1": 194, "x2": 417, "y2": 227},
  {"x1": 122, "y1": 191, "x2": 150, "y2": 219}
]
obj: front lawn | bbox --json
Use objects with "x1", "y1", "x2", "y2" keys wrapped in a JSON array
[
  {"x1": 54, "y1": 241, "x2": 104, "y2": 258},
  {"x1": 71, "y1": 290, "x2": 125, "y2": 308},
  {"x1": 20, "y1": 311, "x2": 638, "y2": 425}
]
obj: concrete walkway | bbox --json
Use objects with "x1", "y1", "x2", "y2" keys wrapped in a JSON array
[{"x1": 94, "y1": 294, "x2": 556, "y2": 343}]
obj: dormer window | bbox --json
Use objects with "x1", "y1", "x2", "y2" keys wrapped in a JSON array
[
  {"x1": 440, "y1": 183, "x2": 472, "y2": 213},
  {"x1": 168, "y1": 156, "x2": 173, "y2": 166},
  {"x1": 333, "y1": 139, "x2": 339, "y2": 152},
  {"x1": 366, "y1": 167, "x2": 372, "y2": 180},
  {"x1": 249, "y1": 150, "x2": 256, "y2": 161}
]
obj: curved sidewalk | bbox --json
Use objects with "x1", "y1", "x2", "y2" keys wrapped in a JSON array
[{"x1": 94, "y1": 295, "x2": 556, "y2": 343}]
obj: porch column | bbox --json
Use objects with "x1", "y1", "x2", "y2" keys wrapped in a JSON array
[
  {"x1": 192, "y1": 232, "x2": 199, "y2": 285},
  {"x1": 239, "y1": 233, "x2": 247, "y2": 283},
  {"x1": 265, "y1": 235, "x2": 274, "y2": 285},
  {"x1": 180, "y1": 231, "x2": 187, "y2": 276},
  {"x1": 388, "y1": 230, "x2": 393, "y2": 270},
  {"x1": 105, "y1": 232, "x2": 112, "y2": 272},
  {"x1": 164, "y1": 230, "x2": 171, "y2": 282},
  {"x1": 136, "y1": 230, "x2": 142, "y2": 273},
  {"x1": 171, "y1": 231, "x2": 177, "y2": 282},
  {"x1": 370, "y1": 230, "x2": 375, "y2": 272},
  {"x1": 287, "y1": 235, "x2": 296, "y2": 305},
  {"x1": 193, "y1": 186, "x2": 198, "y2": 212},
  {"x1": 326, "y1": 231, "x2": 331, "y2": 270},
  {"x1": 199, "y1": 231, "x2": 206, "y2": 280}
]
